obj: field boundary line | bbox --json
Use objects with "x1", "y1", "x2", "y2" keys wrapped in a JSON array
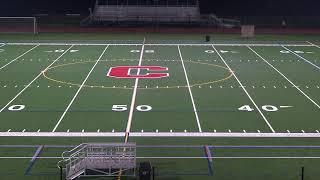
[
  {"x1": 52, "y1": 45, "x2": 109, "y2": 132},
  {"x1": 211, "y1": 45, "x2": 275, "y2": 133},
  {"x1": 178, "y1": 45, "x2": 202, "y2": 132},
  {"x1": 1, "y1": 156, "x2": 320, "y2": 159},
  {"x1": 282, "y1": 45, "x2": 320, "y2": 70},
  {"x1": 5, "y1": 42, "x2": 314, "y2": 47},
  {"x1": 248, "y1": 46, "x2": 320, "y2": 109},
  {"x1": 125, "y1": 40, "x2": 145, "y2": 142},
  {"x1": 0, "y1": 45, "x2": 74, "y2": 113},
  {"x1": 306, "y1": 41, "x2": 320, "y2": 48},
  {"x1": 2, "y1": 132, "x2": 320, "y2": 137},
  {"x1": 0, "y1": 44, "x2": 39, "y2": 70}
]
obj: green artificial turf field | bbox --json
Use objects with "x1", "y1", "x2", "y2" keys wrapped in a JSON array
[{"x1": 0, "y1": 33, "x2": 320, "y2": 180}]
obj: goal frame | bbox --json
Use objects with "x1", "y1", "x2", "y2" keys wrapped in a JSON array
[{"x1": 0, "y1": 17, "x2": 37, "y2": 34}]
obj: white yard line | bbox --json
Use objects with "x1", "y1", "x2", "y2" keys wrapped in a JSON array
[
  {"x1": 248, "y1": 46, "x2": 320, "y2": 109},
  {"x1": 2, "y1": 132, "x2": 320, "y2": 137},
  {"x1": 51, "y1": 45, "x2": 109, "y2": 132},
  {"x1": 177, "y1": 45, "x2": 202, "y2": 132},
  {"x1": 211, "y1": 45, "x2": 275, "y2": 133},
  {"x1": 125, "y1": 41, "x2": 145, "y2": 141},
  {"x1": 282, "y1": 45, "x2": 320, "y2": 70},
  {"x1": 0, "y1": 44, "x2": 39, "y2": 70},
  {"x1": 5, "y1": 42, "x2": 314, "y2": 47},
  {"x1": 0, "y1": 45, "x2": 74, "y2": 113}
]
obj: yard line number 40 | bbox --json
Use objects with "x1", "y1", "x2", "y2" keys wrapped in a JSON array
[{"x1": 238, "y1": 105, "x2": 279, "y2": 112}]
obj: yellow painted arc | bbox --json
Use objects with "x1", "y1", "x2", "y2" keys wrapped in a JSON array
[{"x1": 42, "y1": 60, "x2": 233, "y2": 90}]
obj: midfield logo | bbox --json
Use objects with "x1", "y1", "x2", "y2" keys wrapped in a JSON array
[{"x1": 107, "y1": 66, "x2": 169, "y2": 79}]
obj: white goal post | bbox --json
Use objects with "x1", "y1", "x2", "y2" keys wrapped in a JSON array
[{"x1": 0, "y1": 17, "x2": 37, "y2": 34}]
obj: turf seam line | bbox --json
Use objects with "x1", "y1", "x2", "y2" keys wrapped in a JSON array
[
  {"x1": 282, "y1": 45, "x2": 320, "y2": 70},
  {"x1": 248, "y1": 46, "x2": 320, "y2": 109},
  {"x1": 0, "y1": 45, "x2": 74, "y2": 113},
  {"x1": 211, "y1": 45, "x2": 276, "y2": 133},
  {"x1": 0, "y1": 44, "x2": 39, "y2": 71},
  {"x1": 51, "y1": 45, "x2": 110, "y2": 132},
  {"x1": 178, "y1": 45, "x2": 202, "y2": 132}
]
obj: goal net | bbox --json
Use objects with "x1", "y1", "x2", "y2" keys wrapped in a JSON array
[{"x1": 0, "y1": 17, "x2": 37, "y2": 34}]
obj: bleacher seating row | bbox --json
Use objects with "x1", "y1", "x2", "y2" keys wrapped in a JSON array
[
  {"x1": 96, "y1": 0, "x2": 198, "y2": 6},
  {"x1": 92, "y1": 4, "x2": 200, "y2": 22}
]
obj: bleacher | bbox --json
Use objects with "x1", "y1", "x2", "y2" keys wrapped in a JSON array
[{"x1": 89, "y1": 0, "x2": 201, "y2": 24}]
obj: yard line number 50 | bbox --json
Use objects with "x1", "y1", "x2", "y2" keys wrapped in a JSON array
[{"x1": 112, "y1": 105, "x2": 152, "y2": 112}]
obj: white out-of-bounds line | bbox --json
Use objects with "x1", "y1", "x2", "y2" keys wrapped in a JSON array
[
  {"x1": 5, "y1": 42, "x2": 314, "y2": 47},
  {"x1": 248, "y1": 46, "x2": 320, "y2": 109},
  {"x1": 0, "y1": 45, "x2": 74, "y2": 113},
  {"x1": 125, "y1": 41, "x2": 145, "y2": 140},
  {"x1": 3, "y1": 132, "x2": 320, "y2": 137},
  {"x1": 211, "y1": 45, "x2": 275, "y2": 133},
  {"x1": 282, "y1": 45, "x2": 320, "y2": 70},
  {"x1": 0, "y1": 44, "x2": 39, "y2": 70},
  {"x1": 1, "y1": 156, "x2": 320, "y2": 159},
  {"x1": 177, "y1": 46, "x2": 202, "y2": 132},
  {"x1": 306, "y1": 41, "x2": 320, "y2": 48},
  {"x1": 52, "y1": 45, "x2": 109, "y2": 132}
]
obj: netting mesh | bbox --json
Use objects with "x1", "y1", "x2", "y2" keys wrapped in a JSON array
[{"x1": 0, "y1": 17, "x2": 37, "y2": 34}]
